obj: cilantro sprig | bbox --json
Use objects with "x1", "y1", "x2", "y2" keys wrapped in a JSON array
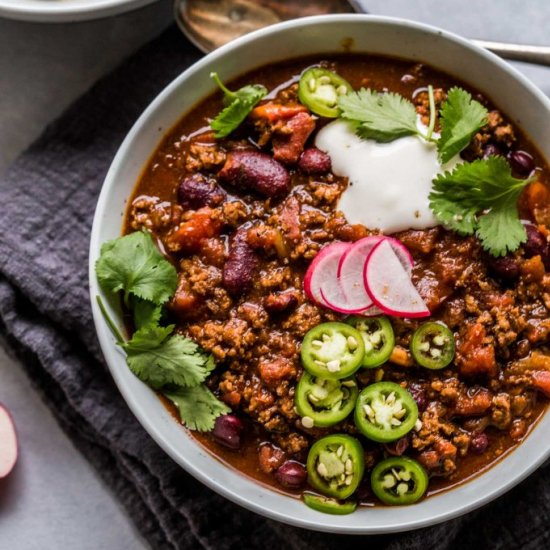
[
  {"x1": 337, "y1": 85, "x2": 487, "y2": 165},
  {"x1": 95, "y1": 231, "x2": 227, "y2": 432},
  {"x1": 437, "y1": 87, "x2": 488, "y2": 163},
  {"x1": 210, "y1": 72, "x2": 267, "y2": 138},
  {"x1": 96, "y1": 231, "x2": 177, "y2": 306},
  {"x1": 429, "y1": 156, "x2": 531, "y2": 256},
  {"x1": 338, "y1": 88, "x2": 422, "y2": 143}
]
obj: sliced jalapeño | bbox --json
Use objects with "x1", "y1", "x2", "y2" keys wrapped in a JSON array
[
  {"x1": 306, "y1": 434, "x2": 364, "y2": 499},
  {"x1": 410, "y1": 322, "x2": 455, "y2": 370},
  {"x1": 371, "y1": 457, "x2": 428, "y2": 505},
  {"x1": 295, "y1": 373, "x2": 358, "y2": 428},
  {"x1": 298, "y1": 67, "x2": 353, "y2": 118},
  {"x1": 354, "y1": 382, "x2": 418, "y2": 443},
  {"x1": 347, "y1": 315, "x2": 395, "y2": 368},
  {"x1": 301, "y1": 322, "x2": 365, "y2": 380}
]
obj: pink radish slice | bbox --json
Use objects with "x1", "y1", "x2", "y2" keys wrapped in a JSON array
[
  {"x1": 384, "y1": 237, "x2": 414, "y2": 275},
  {"x1": 319, "y1": 285, "x2": 367, "y2": 314},
  {"x1": 0, "y1": 404, "x2": 18, "y2": 478},
  {"x1": 364, "y1": 240, "x2": 430, "y2": 318},
  {"x1": 337, "y1": 236, "x2": 383, "y2": 309},
  {"x1": 304, "y1": 242, "x2": 351, "y2": 307}
]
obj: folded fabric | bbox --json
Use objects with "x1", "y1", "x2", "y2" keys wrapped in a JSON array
[{"x1": 1, "y1": 25, "x2": 549, "y2": 550}]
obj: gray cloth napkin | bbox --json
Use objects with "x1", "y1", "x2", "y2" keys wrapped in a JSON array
[{"x1": 1, "y1": 24, "x2": 549, "y2": 550}]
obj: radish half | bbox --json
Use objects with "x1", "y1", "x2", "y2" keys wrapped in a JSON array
[
  {"x1": 383, "y1": 236, "x2": 414, "y2": 275},
  {"x1": 0, "y1": 404, "x2": 18, "y2": 479},
  {"x1": 364, "y1": 240, "x2": 430, "y2": 318},
  {"x1": 337, "y1": 236, "x2": 382, "y2": 310},
  {"x1": 304, "y1": 242, "x2": 351, "y2": 307}
]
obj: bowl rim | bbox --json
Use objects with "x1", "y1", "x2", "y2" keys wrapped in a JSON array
[
  {"x1": 0, "y1": 0, "x2": 158, "y2": 22},
  {"x1": 89, "y1": 13, "x2": 550, "y2": 533}
]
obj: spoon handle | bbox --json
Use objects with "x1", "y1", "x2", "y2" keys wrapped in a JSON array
[
  {"x1": 470, "y1": 39, "x2": 550, "y2": 67},
  {"x1": 348, "y1": 0, "x2": 550, "y2": 67}
]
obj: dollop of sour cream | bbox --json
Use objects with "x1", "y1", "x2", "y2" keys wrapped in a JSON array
[{"x1": 315, "y1": 120, "x2": 460, "y2": 233}]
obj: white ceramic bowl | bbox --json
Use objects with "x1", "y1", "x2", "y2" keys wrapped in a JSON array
[
  {"x1": 0, "y1": 0, "x2": 158, "y2": 22},
  {"x1": 89, "y1": 15, "x2": 550, "y2": 533}
]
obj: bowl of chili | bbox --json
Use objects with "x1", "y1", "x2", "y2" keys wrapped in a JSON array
[{"x1": 90, "y1": 14, "x2": 550, "y2": 533}]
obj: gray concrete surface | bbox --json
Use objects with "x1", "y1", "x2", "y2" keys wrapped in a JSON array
[{"x1": 0, "y1": 1, "x2": 548, "y2": 549}]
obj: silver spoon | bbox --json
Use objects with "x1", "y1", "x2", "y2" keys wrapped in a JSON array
[{"x1": 174, "y1": 0, "x2": 550, "y2": 66}]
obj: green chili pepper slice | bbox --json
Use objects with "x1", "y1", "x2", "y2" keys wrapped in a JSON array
[
  {"x1": 301, "y1": 322, "x2": 365, "y2": 380},
  {"x1": 306, "y1": 434, "x2": 365, "y2": 499},
  {"x1": 298, "y1": 67, "x2": 353, "y2": 118},
  {"x1": 296, "y1": 373, "x2": 358, "y2": 428},
  {"x1": 303, "y1": 494, "x2": 357, "y2": 515},
  {"x1": 354, "y1": 382, "x2": 418, "y2": 443},
  {"x1": 347, "y1": 315, "x2": 395, "y2": 368},
  {"x1": 410, "y1": 322, "x2": 455, "y2": 370},
  {"x1": 371, "y1": 457, "x2": 428, "y2": 505}
]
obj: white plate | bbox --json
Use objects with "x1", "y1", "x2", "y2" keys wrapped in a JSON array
[
  {"x1": 0, "y1": 0, "x2": 159, "y2": 22},
  {"x1": 89, "y1": 15, "x2": 550, "y2": 533}
]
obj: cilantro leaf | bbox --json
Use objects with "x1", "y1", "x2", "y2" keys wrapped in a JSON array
[
  {"x1": 437, "y1": 87, "x2": 488, "y2": 163},
  {"x1": 164, "y1": 385, "x2": 230, "y2": 432},
  {"x1": 165, "y1": 385, "x2": 229, "y2": 432},
  {"x1": 131, "y1": 297, "x2": 162, "y2": 330},
  {"x1": 96, "y1": 231, "x2": 177, "y2": 306},
  {"x1": 429, "y1": 156, "x2": 530, "y2": 256},
  {"x1": 122, "y1": 325, "x2": 215, "y2": 389},
  {"x1": 210, "y1": 72, "x2": 267, "y2": 138},
  {"x1": 338, "y1": 88, "x2": 419, "y2": 143}
]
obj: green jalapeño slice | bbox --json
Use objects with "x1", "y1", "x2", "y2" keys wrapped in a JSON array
[
  {"x1": 303, "y1": 494, "x2": 357, "y2": 515},
  {"x1": 410, "y1": 322, "x2": 455, "y2": 370},
  {"x1": 296, "y1": 373, "x2": 358, "y2": 428},
  {"x1": 301, "y1": 322, "x2": 365, "y2": 380},
  {"x1": 306, "y1": 434, "x2": 365, "y2": 499},
  {"x1": 298, "y1": 67, "x2": 353, "y2": 118},
  {"x1": 354, "y1": 382, "x2": 418, "y2": 443},
  {"x1": 371, "y1": 457, "x2": 428, "y2": 505},
  {"x1": 347, "y1": 316, "x2": 395, "y2": 368}
]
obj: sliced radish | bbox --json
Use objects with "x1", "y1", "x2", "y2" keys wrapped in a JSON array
[
  {"x1": 337, "y1": 236, "x2": 383, "y2": 310},
  {"x1": 304, "y1": 242, "x2": 351, "y2": 307},
  {"x1": 0, "y1": 404, "x2": 18, "y2": 479},
  {"x1": 319, "y1": 284, "x2": 367, "y2": 314},
  {"x1": 384, "y1": 236, "x2": 414, "y2": 275},
  {"x1": 364, "y1": 240, "x2": 430, "y2": 318}
]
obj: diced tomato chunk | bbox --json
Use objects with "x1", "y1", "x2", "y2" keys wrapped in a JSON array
[
  {"x1": 454, "y1": 388, "x2": 492, "y2": 416},
  {"x1": 250, "y1": 102, "x2": 307, "y2": 123},
  {"x1": 532, "y1": 371, "x2": 550, "y2": 397},
  {"x1": 457, "y1": 323, "x2": 498, "y2": 377},
  {"x1": 165, "y1": 207, "x2": 222, "y2": 253}
]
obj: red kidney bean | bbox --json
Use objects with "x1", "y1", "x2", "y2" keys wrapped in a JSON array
[
  {"x1": 508, "y1": 150, "x2": 535, "y2": 177},
  {"x1": 407, "y1": 382, "x2": 428, "y2": 412},
  {"x1": 487, "y1": 255, "x2": 520, "y2": 282},
  {"x1": 523, "y1": 224, "x2": 547, "y2": 258},
  {"x1": 482, "y1": 144, "x2": 502, "y2": 159},
  {"x1": 177, "y1": 174, "x2": 226, "y2": 210},
  {"x1": 298, "y1": 148, "x2": 332, "y2": 175},
  {"x1": 470, "y1": 432, "x2": 489, "y2": 454},
  {"x1": 212, "y1": 414, "x2": 244, "y2": 450},
  {"x1": 383, "y1": 436, "x2": 409, "y2": 456},
  {"x1": 542, "y1": 243, "x2": 550, "y2": 271},
  {"x1": 263, "y1": 291, "x2": 299, "y2": 314},
  {"x1": 274, "y1": 460, "x2": 307, "y2": 489},
  {"x1": 223, "y1": 230, "x2": 258, "y2": 295},
  {"x1": 355, "y1": 479, "x2": 372, "y2": 502},
  {"x1": 218, "y1": 150, "x2": 291, "y2": 198}
]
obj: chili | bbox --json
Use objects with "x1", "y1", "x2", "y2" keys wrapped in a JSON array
[
  {"x1": 295, "y1": 373, "x2": 358, "y2": 428},
  {"x1": 301, "y1": 322, "x2": 365, "y2": 380},
  {"x1": 371, "y1": 457, "x2": 428, "y2": 505},
  {"x1": 298, "y1": 67, "x2": 352, "y2": 118},
  {"x1": 306, "y1": 434, "x2": 364, "y2": 499},
  {"x1": 347, "y1": 315, "x2": 395, "y2": 368},
  {"x1": 354, "y1": 382, "x2": 418, "y2": 443}
]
